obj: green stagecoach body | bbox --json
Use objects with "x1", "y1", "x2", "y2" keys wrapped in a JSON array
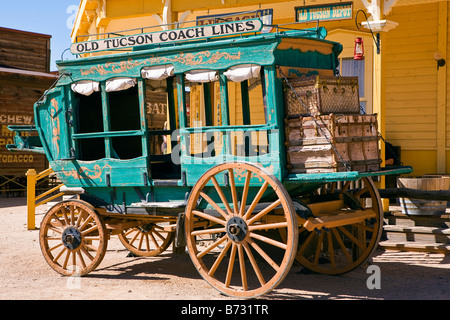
[
  {"x1": 7, "y1": 18, "x2": 412, "y2": 297},
  {"x1": 8, "y1": 20, "x2": 410, "y2": 211}
]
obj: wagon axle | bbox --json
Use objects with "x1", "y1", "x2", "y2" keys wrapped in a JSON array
[
  {"x1": 62, "y1": 227, "x2": 82, "y2": 250},
  {"x1": 226, "y1": 216, "x2": 248, "y2": 243}
]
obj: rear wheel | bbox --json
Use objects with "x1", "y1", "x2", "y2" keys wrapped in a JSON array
[
  {"x1": 296, "y1": 177, "x2": 383, "y2": 274},
  {"x1": 119, "y1": 223, "x2": 174, "y2": 257}
]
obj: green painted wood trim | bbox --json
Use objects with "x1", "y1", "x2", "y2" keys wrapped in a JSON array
[
  {"x1": 203, "y1": 83, "x2": 213, "y2": 126},
  {"x1": 240, "y1": 80, "x2": 250, "y2": 125},
  {"x1": 137, "y1": 79, "x2": 149, "y2": 159},
  {"x1": 72, "y1": 130, "x2": 145, "y2": 139},
  {"x1": 100, "y1": 82, "x2": 112, "y2": 158},
  {"x1": 180, "y1": 124, "x2": 275, "y2": 133}
]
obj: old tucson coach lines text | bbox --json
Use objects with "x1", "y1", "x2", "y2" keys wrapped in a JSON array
[{"x1": 71, "y1": 19, "x2": 263, "y2": 55}]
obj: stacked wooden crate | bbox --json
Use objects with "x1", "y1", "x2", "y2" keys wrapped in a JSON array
[{"x1": 284, "y1": 76, "x2": 382, "y2": 174}]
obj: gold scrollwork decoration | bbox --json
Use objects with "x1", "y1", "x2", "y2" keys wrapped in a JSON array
[
  {"x1": 61, "y1": 164, "x2": 112, "y2": 182},
  {"x1": 80, "y1": 51, "x2": 242, "y2": 76}
]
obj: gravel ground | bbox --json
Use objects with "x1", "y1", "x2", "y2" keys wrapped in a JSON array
[{"x1": 0, "y1": 196, "x2": 449, "y2": 306}]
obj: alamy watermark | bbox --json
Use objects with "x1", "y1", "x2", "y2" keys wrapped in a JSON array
[
  {"x1": 66, "y1": 5, "x2": 79, "y2": 30},
  {"x1": 366, "y1": 265, "x2": 381, "y2": 290}
]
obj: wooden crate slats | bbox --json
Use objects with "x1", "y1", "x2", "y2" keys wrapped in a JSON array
[{"x1": 286, "y1": 114, "x2": 381, "y2": 174}]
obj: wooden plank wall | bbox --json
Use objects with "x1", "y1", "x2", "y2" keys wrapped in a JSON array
[
  {"x1": 0, "y1": 27, "x2": 51, "y2": 73},
  {"x1": 384, "y1": 3, "x2": 441, "y2": 174}
]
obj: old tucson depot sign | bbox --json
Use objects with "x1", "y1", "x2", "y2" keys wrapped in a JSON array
[
  {"x1": 295, "y1": 2, "x2": 353, "y2": 23},
  {"x1": 71, "y1": 19, "x2": 263, "y2": 55}
]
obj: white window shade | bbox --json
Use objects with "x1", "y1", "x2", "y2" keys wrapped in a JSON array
[
  {"x1": 105, "y1": 77, "x2": 137, "y2": 92},
  {"x1": 141, "y1": 65, "x2": 174, "y2": 80},
  {"x1": 71, "y1": 80, "x2": 100, "y2": 96},
  {"x1": 185, "y1": 70, "x2": 218, "y2": 83},
  {"x1": 224, "y1": 64, "x2": 261, "y2": 82}
]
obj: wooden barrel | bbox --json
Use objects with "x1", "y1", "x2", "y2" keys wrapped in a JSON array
[{"x1": 397, "y1": 176, "x2": 450, "y2": 215}]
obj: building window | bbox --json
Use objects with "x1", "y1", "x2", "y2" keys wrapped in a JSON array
[{"x1": 341, "y1": 58, "x2": 366, "y2": 114}]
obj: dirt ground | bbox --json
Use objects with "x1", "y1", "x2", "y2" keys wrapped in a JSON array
[{"x1": 0, "y1": 196, "x2": 449, "y2": 303}]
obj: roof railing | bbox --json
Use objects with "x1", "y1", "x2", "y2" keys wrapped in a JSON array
[{"x1": 74, "y1": 10, "x2": 322, "y2": 44}]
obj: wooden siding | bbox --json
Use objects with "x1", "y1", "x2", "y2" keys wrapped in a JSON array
[
  {"x1": 383, "y1": 4, "x2": 441, "y2": 174},
  {"x1": 0, "y1": 27, "x2": 51, "y2": 73}
]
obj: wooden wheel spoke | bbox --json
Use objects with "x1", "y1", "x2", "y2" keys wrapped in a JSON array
[
  {"x1": 332, "y1": 228, "x2": 353, "y2": 263},
  {"x1": 62, "y1": 250, "x2": 71, "y2": 269},
  {"x1": 243, "y1": 181, "x2": 269, "y2": 220},
  {"x1": 191, "y1": 227, "x2": 226, "y2": 236},
  {"x1": 239, "y1": 170, "x2": 252, "y2": 217},
  {"x1": 247, "y1": 239, "x2": 280, "y2": 272},
  {"x1": 228, "y1": 169, "x2": 239, "y2": 215},
  {"x1": 199, "y1": 192, "x2": 229, "y2": 221},
  {"x1": 297, "y1": 230, "x2": 315, "y2": 256},
  {"x1": 225, "y1": 243, "x2": 237, "y2": 287},
  {"x1": 197, "y1": 235, "x2": 228, "y2": 259},
  {"x1": 67, "y1": 206, "x2": 74, "y2": 225},
  {"x1": 327, "y1": 231, "x2": 336, "y2": 268},
  {"x1": 138, "y1": 232, "x2": 144, "y2": 250},
  {"x1": 211, "y1": 176, "x2": 233, "y2": 216},
  {"x1": 47, "y1": 224, "x2": 63, "y2": 235},
  {"x1": 354, "y1": 186, "x2": 369, "y2": 198},
  {"x1": 242, "y1": 242, "x2": 266, "y2": 286},
  {"x1": 59, "y1": 207, "x2": 70, "y2": 226},
  {"x1": 208, "y1": 241, "x2": 232, "y2": 277},
  {"x1": 192, "y1": 209, "x2": 226, "y2": 226},
  {"x1": 129, "y1": 230, "x2": 140, "y2": 245},
  {"x1": 77, "y1": 250, "x2": 87, "y2": 269},
  {"x1": 79, "y1": 215, "x2": 93, "y2": 232},
  {"x1": 249, "y1": 232, "x2": 287, "y2": 250},
  {"x1": 248, "y1": 222, "x2": 288, "y2": 232},
  {"x1": 337, "y1": 226, "x2": 366, "y2": 250},
  {"x1": 53, "y1": 246, "x2": 67, "y2": 263},
  {"x1": 341, "y1": 181, "x2": 351, "y2": 192},
  {"x1": 81, "y1": 224, "x2": 99, "y2": 236},
  {"x1": 146, "y1": 232, "x2": 157, "y2": 250},
  {"x1": 48, "y1": 242, "x2": 64, "y2": 252},
  {"x1": 313, "y1": 232, "x2": 325, "y2": 265},
  {"x1": 152, "y1": 229, "x2": 167, "y2": 242},
  {"x1": 80, "y1": 244, "x2": 96, "y2": 261},
  {"x1": 247, "y1": 199, "x2": 281, "y2": 225},
  {"x1": 238, "y1": 244, "x2": 248, "y2": 291}
]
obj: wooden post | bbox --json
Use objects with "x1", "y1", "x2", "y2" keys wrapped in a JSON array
[{"x1": 26, "y1": 169, "x2": 36, "y2": 230}]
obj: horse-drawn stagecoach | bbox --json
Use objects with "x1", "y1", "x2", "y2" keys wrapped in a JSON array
[{"x1": 8, "y1": 16, "x2": 411, "y2": 298}]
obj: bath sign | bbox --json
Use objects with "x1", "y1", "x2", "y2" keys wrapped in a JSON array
[
  {"x1": 295, "y1": 2, "x2": 353, "y2": 23},
  {"x1": 71, "y1": 19, "x2": 263, "y2": 55}
]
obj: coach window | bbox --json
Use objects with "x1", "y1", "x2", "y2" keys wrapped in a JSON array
[
  {"x1": 141, "y1": 65, "x2": 175, "y2": 155},
  {"x1": 223, "y1": 64, "x2": 268, "y2": 156},
  {"x1": 105, "y1": 77, "x2": 142, "y2": 160},
  {"x1": 71, "y1": 80, "x2": 105, "y2": 160},
  {"x1": 184, "y1": 69, "x2": 220, "y2": 156},
  {"x1": 71, "y1": 78, "x2": 144, "y2": 161}
]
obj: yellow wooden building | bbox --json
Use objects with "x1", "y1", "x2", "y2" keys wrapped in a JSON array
[{"x1": 70, "y1": 0, "x2": 450, "y2": 176}]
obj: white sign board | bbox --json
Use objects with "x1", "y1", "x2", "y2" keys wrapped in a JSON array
[{"x1": 71, "y1": 19, "x2": 263, "y2": 55}]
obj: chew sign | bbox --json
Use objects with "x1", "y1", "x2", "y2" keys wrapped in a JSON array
[{"x1": 71, "y1": 19, "x2": 263, "y2": 55}]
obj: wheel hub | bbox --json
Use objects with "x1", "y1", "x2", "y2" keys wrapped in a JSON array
[
  {"x1": 62, "y1": 227, "x2": 82, "y2": 250},
  {"x1": 226, "y1": 216, "x2": 247, "y2": 242}
]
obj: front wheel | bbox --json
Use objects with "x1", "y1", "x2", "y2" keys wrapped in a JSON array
[
  {"x1": 185, "y1": 162, "x2": 298, "y2": 298},
  {"x1": 39, "y1": 200, "x2": 108, "y2": 276}
]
